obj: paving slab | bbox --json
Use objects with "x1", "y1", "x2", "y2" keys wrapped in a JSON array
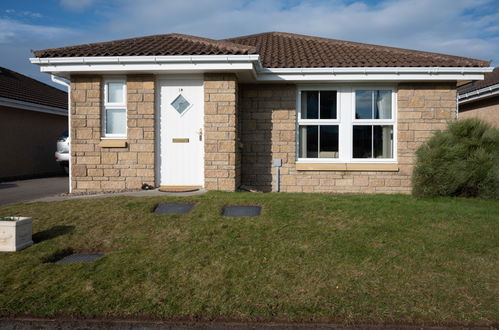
[
  {"x1": 223, "y1": 205, "x2": 261, "y2": 217},
  {"x1": 55, "y1": 253, "x2": 104, "y2": 264},
  {"x1": 154, "y1": 203, "x2": 196, "y2": 215}
]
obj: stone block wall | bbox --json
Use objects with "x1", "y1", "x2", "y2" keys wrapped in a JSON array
[
  {"x1": 459, "y1": 95, "x2": 499, "y2": 128},
  {"x1": 203, "y1": 73, "x2": 239, "y2": 191},
  {"x1": 239, "y1": 82, "x2": 456, "y2": 193},
  {"x1": 70, "y1": 75, "x2": 155, "y2": 192}
]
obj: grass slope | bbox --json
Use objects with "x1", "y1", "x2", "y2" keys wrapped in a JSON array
[{"x1": 0, "y1": 192, "x2": 498, "y2": 325}]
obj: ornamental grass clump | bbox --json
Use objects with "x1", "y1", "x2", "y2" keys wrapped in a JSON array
[{"x1": 413, "y1": 118, "x2": 499, "y2": 199}]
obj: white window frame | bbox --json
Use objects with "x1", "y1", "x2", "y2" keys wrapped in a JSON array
[
  {"x1": 102, "y1": 77, "x2": 127, "y2": 138},
  {"x1": 296, "y1": 85, "x2": 397, "y2": 164}
]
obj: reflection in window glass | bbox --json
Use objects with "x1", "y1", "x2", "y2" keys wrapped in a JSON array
[
  {"x1": 353, "y1": 126, "x2": 372, "y2": 158},
  {"x1": 355, "y1": 90, "x2": 372, "y2": 119},
  {"x1": 301, "y1": 91, "x2": 318, "y2": 119},
  {"x1": 373, "y1": 125, "x2": 393, "y2": 158},
  {"x1": 353, "y1": 125, "x2": 393, "y2": 159},
  {"x1": 320, "y1": 126, "x2": 339, "y2": 158},
  {"x1": 299, "y1": 126, "x2": 318, "y2": 158},
  {"x1": 319, "y1": 91, "x2": 337, "y2": 119},
  {"x1": 107, "y1": 82, "x2": 124, "y2": 103},
  {"x1": 374, "y1": 90, "x2": 392, "y2": 119}
]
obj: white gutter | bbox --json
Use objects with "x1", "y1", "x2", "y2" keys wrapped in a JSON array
[
  {"x1": 458, "y1": 83, "x2": 499, "y2": 104},
  {"x1": 0, "y1": 97, "x2": 67, "y2": 116},
  {"x1": 255, "y1": 65, "x2": 494, "y2": 81},
  {"x1": 30, "y1": 55, "x2": 260, "y2": 64},
  {"x1": 51, "y1": 75, "x2": 72, "y2": 193},
  {"x1": 30, "y1": 56, "x2": 493, "y2": 82},
  {"x1": 258, "y1": 66, "x2": 492, "y2": 74}
]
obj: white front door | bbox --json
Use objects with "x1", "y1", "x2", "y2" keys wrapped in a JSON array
[{"x1": 159, "y1": 77, "x2": 204, "y2": 187}]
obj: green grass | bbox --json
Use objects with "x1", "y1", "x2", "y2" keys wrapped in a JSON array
[{"x1": 0, "y1": 192, "x2": 498, "y2": 325}]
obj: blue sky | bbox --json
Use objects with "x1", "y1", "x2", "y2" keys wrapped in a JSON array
[{"x1": 1, "y1": 0, "x2": 498, "y2": 89}]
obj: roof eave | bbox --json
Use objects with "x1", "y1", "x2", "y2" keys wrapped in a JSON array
[{"x1": 31, "y1": 55, "x2": 493, "y2": 82}]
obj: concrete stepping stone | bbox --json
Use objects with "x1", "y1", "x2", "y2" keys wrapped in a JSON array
[
  {"x1": 222, "y1": 205, "x2": 261, "y2": 217},
  {"x1": 55, "y1": 253, "x2": 104, "y2": 264},
  {"x1": 154, "y1": 203, "x2": 196, "y2": 215}
]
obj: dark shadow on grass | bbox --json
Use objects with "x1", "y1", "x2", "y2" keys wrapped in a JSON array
[
  {"x1": 41, "y1": 247, "x2": 74, "y2": 263},
  {"x1": 33, "y1": 226, "x2": 74, "y2": 243}
]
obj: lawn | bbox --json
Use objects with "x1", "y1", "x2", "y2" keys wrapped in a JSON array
[{"x1": 0, "y1": 192, "x2": 498, "y2": 326}]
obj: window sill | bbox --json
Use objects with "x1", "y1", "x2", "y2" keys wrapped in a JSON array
[
  {"x1": 100, "y1": 139, "x2": 128, "y2": 148},
  {"x1": 296, "y1": 162, "x2": 399, "y2": 171}
]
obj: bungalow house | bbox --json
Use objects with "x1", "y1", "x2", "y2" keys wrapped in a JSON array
[
  {"x1": 458, "y1": 67, "x2": 499, "y2": 127},
  {"x1": 30, "y1": 32, "x2": 492, "y2": 194}
]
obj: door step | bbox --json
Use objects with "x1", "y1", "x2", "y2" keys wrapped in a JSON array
[{"x1": 159, "y1": 186, "x2": 201, "y2": 193}]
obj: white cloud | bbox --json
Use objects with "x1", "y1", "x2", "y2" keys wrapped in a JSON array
[
  {"x1": 59, "y1": 0, "x2": 98, "y2": 12},
  {"x1": 4, "y1": 9, "x2": 43, "y2": 18},
  {"x1": 0, "y1": 18, "x2": 75, "y2": 43}
]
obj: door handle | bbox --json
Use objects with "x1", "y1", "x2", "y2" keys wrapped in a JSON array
[{"x1": 199, "y1": 128, "x2": 203, "y2": 141}]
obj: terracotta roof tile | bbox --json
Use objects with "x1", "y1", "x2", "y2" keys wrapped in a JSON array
[
  {"x1": 34, "y1": 33, "x2": 257, "y2": 58},
  {"x1": 224, "y1": 32, "x2": 488, "y2": 68},
  {"x1": 0, "y1": 67, "x2": 67, "y2": 110},
  {"x1": 34, "y1": 31, "x2": 489, "y2": 68}
]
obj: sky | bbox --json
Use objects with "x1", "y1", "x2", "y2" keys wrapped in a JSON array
[{"x1": 1, "y1": 0, "x2": 498, "y2": 90}]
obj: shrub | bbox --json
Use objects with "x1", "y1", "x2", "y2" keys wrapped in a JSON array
[{"x1": 412, "y1": 118, "x2": 499, "y2": 199}]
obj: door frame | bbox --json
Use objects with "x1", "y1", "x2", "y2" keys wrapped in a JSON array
[{"x1": 155, "y1": 74, "x2": 205, "y2": 187}]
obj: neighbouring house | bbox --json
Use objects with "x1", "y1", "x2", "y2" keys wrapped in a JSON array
[
  {"x1": 458, "y1": 67, "x2": 499, "y2": 127},
  {"x1": 0, "y1": 67, "x2": 68, "y2": 181},
  {"x1": 30, "y1": 32, "x2": 492, "y2": 194}
]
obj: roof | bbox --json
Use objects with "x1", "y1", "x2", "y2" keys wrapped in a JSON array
[
  {"x1": 0, "y1": 67, "x2": 67, "y2": 109},
  {"x1": 33, "y1": 32, "x2": 489, "y2": 68},
  {"x1": 458, "y1": 67, "x2": 499, "y2": 94},
  {"x1": 224, "y1": 32, "x2": 489, "y2": 68},
  {"x1": 34, "y1": 33, "x2": 257, "y2": 58}
]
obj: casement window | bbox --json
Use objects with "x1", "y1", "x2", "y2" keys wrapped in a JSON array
[
  {"x1": 103, "y1": 78, "x2": 127, "y2": 138},
  {"x1": 297, "y1": 86, "x2": 396, "y2": 164}
]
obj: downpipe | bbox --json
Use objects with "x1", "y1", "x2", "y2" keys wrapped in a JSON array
[{"x1": 273, "y1": 158, "x2": 282, "y2": 192}]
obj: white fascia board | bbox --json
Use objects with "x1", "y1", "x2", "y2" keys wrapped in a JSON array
[
  {"x1": 36, "y1": 62, "x2": 255, "y2": 74},
  {"x1": 458, "y1": 85, "x2": 499, "y2": 104},
  {"x1": 30, "y1": 55, "x2": 493, "y2": 82},
  {"x1": 458, "y1": 84, "x2": 499, "y2": 99},
  {"x1": 30, "y1": 55, "x2": 260, "y2": 64},
  {"x1": 255, "y1": 66, "x2": 494, "y2": 81},
  {"x1": 0, "y1": 97, "x2": 68, "y2": 116},
  {"x1": 30, "y1": 55, "x2": 259, "y2": 74}
]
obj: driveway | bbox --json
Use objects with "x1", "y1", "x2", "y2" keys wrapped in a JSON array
[{"x1": 0, "y1": 176, "x2": 68, "y2": 207}]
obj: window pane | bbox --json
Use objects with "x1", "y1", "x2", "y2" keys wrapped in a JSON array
[
  {"x1": 301, "y1": 91, "x2": 318, "y2": 119},
  {"x1": 374, "y1": 90, "x2": 392, "y2": 119},
  {"x1": 355, "y1": 90, "x2": 372, "y2": 119},
  {"x1": 299, "y1": 125, "x2": 318, "y2": 158},
  {"x1": 106, "y1": 108, "x2": 126, "y2": 135},
  {"x1": 353, "y1": 125, "x2": 372, "y2": 158},
  {"x1": 319, "y1": 91, "x2": 337, "y2": 119},
  {"x1": 373, "y1": 125, "x2": 393, "y2": 158},
  {"x1": 319, "y1": 126, "x2": 339, "y2": 158},
  {"x1": 107, "y1": 82, "x2": 124, "y2": 103}
]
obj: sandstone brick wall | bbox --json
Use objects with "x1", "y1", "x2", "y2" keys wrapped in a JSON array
[
  {"x1": 459, "y1": 95, "x2": 499, "y2": 128},
  {"x1": 239, "y1": 83, "x2": 456, "y2": 193},
  {"x1": 70, "y1": 75, "x2": 155, "y2": 192},
  {"x1": 203, "y1": 73, "x2": 239, "y2": 191}
]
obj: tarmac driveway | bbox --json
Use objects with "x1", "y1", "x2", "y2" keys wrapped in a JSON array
[{"x1": 0, "y1": 176, "x2": 68, "y2": 207}]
